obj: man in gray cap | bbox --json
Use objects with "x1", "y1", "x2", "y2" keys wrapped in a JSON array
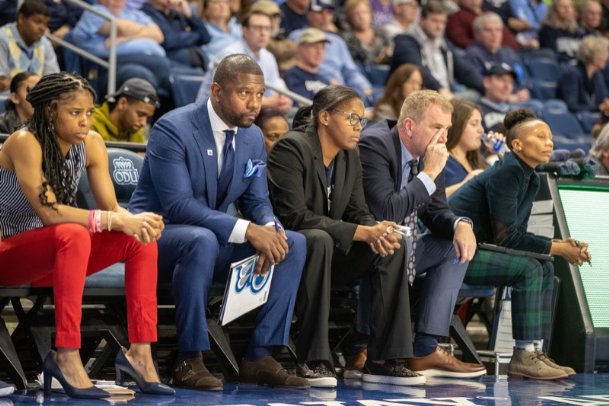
[
  {"x1": 91, "y1": 78, "x2": 159, "y2": 143},
  {"x1": 283, "y1": 28, "x2": 341, "y2": 100}
]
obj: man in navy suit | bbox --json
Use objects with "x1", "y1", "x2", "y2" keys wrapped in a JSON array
[
  {"x1": 129, "y1": 54, "x2": 308, "y2": 390},
  {"x1": 359, "y1": 90, "x2": 486, "y2": 379}
]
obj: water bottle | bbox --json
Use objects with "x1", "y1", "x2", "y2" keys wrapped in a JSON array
[{"x1": 482, "y1": 133, "x2": 505, "y2": 154}]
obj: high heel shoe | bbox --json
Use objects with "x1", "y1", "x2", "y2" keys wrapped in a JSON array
[
  {"x1": 115, "y1": 348, "x2": 175, "y2": 396},
  {"x1": 42, "y1": 350, "x2": 111, "y2": 399}
]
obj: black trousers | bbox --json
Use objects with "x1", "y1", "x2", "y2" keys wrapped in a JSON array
[{"x1": 295, "y1": 229, "x2": 412, "y2": 364}]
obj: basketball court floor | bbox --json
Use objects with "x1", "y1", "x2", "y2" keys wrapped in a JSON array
[{"x1": 4, "y1": 373, "x2": 609, "y2": 405}]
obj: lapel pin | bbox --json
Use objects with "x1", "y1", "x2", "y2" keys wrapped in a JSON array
[{"x1": 207, "y1": 149, "x2": 213, "y2": 156}]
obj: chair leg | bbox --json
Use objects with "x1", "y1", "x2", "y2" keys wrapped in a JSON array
[
  {"x1": 450, "y1": 314, "x2": 483, "y2": 364},
  {"x1": 0, "y1": 317, "x2": 27, "y2": 389},
  {"x1": 208, "y1": 319, "x2": 239, "y2": 383}
]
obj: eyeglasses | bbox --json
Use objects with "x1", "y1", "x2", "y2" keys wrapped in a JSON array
[{"x1": 333, "y1": 109, "x2": 368, "y2": 127}]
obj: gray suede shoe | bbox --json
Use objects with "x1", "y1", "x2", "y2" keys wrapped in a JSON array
[{"x1": 508, "y1": 348, "x2": 568, "y2": 380}]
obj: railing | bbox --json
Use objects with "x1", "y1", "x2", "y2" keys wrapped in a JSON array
[{"x1": 45, "y1": 0, "x2": 117, "y2": 95}]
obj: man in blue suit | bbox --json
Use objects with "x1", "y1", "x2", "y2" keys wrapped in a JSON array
[
  {"x1": 129, "y1": 54, "x2": 308, "y2": 390},
  {"x1": 359, "y1": 90, "x2": 486, "y2": 379}
]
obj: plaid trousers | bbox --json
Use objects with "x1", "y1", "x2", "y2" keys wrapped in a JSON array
[{"x1": 464, "y1": 249, "x2": 555, "y2": 341}]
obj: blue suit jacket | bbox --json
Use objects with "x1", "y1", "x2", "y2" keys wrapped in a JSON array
[
  {"x1": 129, "y1": 101, "x2": 275, "y2": 245},
  {"x1": 359, "y1": 119, "x2": 458, "y2": 240}
]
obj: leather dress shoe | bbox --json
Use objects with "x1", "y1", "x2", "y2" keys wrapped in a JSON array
[
  {"x1": 344, "y1": 349, "x2": 367, "y2": 379},
  {"x1": 408, "y1": 346, "x2": 486, "y2": 378},
  {"x1": 239, "y1": 356, "x2": 309, "y2": 388},
  {"x1": 172, "y1": 358, "x2": 223, "y2": 391}
]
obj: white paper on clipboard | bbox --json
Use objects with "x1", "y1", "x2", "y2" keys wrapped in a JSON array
[{"x1": 219, "y1": 254, "x2": 274, "y2": 326}]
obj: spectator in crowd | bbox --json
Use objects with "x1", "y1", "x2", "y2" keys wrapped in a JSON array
[
  {"x1": 599, "y1": 0, "x2": 609, "y2": 35},
  {"x1": 465, "y1": 13, "x2": 524, "y2": 76},
  {"x1": 465, "y1": 13, "x2": 531, "y2": 102},
  {"x1": 129, "y1": 54, "x2": 308, "y2": 391},
  {"x1": 447, "y1": 0, "x2": 520, "y2": 50},
  {"x1": 252, "y1": 0, "x2": 298, "y2": 75},
  {"x1": 508, "y1": 0, "x2": 547, "y2": 46},
  {"x1": 142, "y1": 0, "x2": 211, "y2": 69},
  {"x1": 445, "y1": 99, "x2": 506, "y2": 195},
  {"x1": 579, "y1": 0, "x2": 603, "y2": 35},
  {"x1": 383, "y1": 0, "x2": 419, "y2": 40},
  {"x1": 91, "y1": 78, "x2": 159, "y2": 143},
  {"x1": 284, "y1": 28, "x2": 340, "y2": 100},
  {"x1": 341, "y1": 0, "x2": 393, "y2": 65},
  {"x1": 0, "y1": 72, "x2": 40, "y2": 134},
  {"x1": 482, "y1": 0, "x2": 517, "y2": 28},
  {"x1": 373, "y1": 63, "x2": 423, "y2": 121},
  {"x1": 197, "y1": 10, "x2": 293, "y2": 113},
  {"x1": 558, "y1": 35, "x2": 609, "y2": 112},
  {"x1": 200, "y1": 0, "x2": 242, "y2": 62},
  {"x1": 71, "y1": 0, "x2": 165, "y2": 58},
  {"x1": 280, "y1": 0, "x2": 310, "y2": 36},
  {"x1": 479, "y1": 63, "x2": 539, "y2": 131},
  {"x1": 390, "y1": 0, "x2": 484, "y2": 101},
  {"x1": 267, "y1": 84, "x2": 424, "y2": 387},
  {"x1": 539, "y1": 0, "x2": 585, "y2": 63},
  {"x1": 449, "y1": 109, "x2": 589, "y2": 380},
  {"x1": 359, "y1": 90, "x2": 486, "y2": 380},
  {"x1": 590, "y1": 123, "x2": 609, "y2": 175},
  {"x1": 0, "y1": 0, "x2": 59, "y2": 92},
  {"x1": 254, "y1": 106, "x2": 289, "y2": 152},
  {"x1": 70, "y1": 0, "x2": 171, "y2": 98},
  {"x1": 43, "y1": 0, "x2": 84, "y2": 40},
  {"x1": 370, "y1": 0, "x2": 396, "y2": 26},
  {"x1": 289, "y1": 0, "x2": 373, "y2": 102},
  {"x1": 0, "y1": 72, "x2": 171, "y2": 399}
]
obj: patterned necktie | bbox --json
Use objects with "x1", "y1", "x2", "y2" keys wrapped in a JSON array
[
  {"x1": 405, "y1": 159, "x2": 418, "y2": 285},
  {"x1": 217, "y1": 129, "x2": 235, "y2": 206}
]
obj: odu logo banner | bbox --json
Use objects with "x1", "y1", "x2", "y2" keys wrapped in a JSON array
[
  {"x1": 112, "y1": 157, "x2": 139, "y2": 185},
  {"x1": 234, "y1": 258, "x2": 272, "y2": 294}
]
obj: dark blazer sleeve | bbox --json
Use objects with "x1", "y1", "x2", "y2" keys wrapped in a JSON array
[
  {"x1": 359, "y1": 128, "x2": 457, "y2": 239},
  {"x1": 267, "y1": 133, "x2": 360, "y2": 254},
  {"x1": 145, "y1": 115, "x2": 237, "y2": 244},
  {"x1": 390, "y1": 34, "x2": 442, "y2": 90},
  {"x1": 485, "y1": 163, "x2": 552, "y2": 253}
]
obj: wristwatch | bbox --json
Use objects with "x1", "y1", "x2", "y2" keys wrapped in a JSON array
[{"x1": 458, "y1": 217, "x2": 474, "y2": 228}]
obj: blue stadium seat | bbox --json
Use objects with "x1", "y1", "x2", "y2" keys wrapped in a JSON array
[
  {"x1": 170, "y1": 67, "x2": 205, "y2": 108},
  {"x1": 364, "y1": 63, "x2": 390, "y2": 87},
  {"x1": 542, "y1": 111, "x2": 586, "y2": 139},
  {"x1": 525, "y1": 58, "x2": 561, "y2": 100},
  {"x1": 542, "y1": 99, "x2": 568, "y2": 115},
  {"x1": 576, "y1": 111, "x2": 601, "y2": 133}
]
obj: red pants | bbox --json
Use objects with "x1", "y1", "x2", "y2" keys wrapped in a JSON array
[{"x1": 0, "y1": 223, "x2": 158, "y2": 348}]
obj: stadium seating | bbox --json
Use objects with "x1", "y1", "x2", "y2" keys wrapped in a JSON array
[{"x1": 170, "y1": 67, "x2": 205, "y2": 108}]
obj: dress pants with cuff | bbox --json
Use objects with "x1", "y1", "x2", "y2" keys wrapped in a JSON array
[
  {"x1": 296, "y1": 229, "x2": 411, "y2": 364},
  {"x1": 157, "y1": 224, "x2": 306, "y2": 352}
]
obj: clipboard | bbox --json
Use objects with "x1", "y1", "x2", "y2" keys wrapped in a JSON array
[
  {"x1": 478, "y1": 242, "x2": 553, "y2": 262},
  {"x1": 218, "y1": 254, "x2": 274, "y2": 326}
]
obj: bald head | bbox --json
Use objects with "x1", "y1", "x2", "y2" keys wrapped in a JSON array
[{"x1": 213, "y1": 54, "x2": 263, "y2": 87}]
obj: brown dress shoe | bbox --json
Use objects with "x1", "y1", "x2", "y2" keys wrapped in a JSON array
[
  {"x1": 172, "y1": 358, "x2": 223, "y2": 391},
  {"x1": 408, "y1": 346, "x2": 486, "y2": 378},
  {"x1": 344, "y1": 349, "x2": 367, "y2": 379},
  {"x1": 239, "y1": 356, "x2": 310, "y2": 388}
]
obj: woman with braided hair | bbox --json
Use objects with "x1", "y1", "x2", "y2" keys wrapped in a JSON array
[{"x1": 0, "y1": 72, "x2": 173, "y2": 398}]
